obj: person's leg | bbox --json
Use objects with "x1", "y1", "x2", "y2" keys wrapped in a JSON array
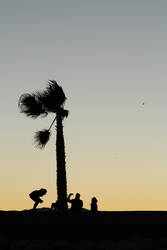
[
  {"x1": 33, "y1": 197, "x2": 43, "y2": 209},
  {"x1": 33, "y1": 201, "x2": 39, "y2": 209}
]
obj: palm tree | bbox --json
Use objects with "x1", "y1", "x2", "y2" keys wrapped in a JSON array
[{"x1": 18, "y1": 80, "x2": 69, "y2": 211}]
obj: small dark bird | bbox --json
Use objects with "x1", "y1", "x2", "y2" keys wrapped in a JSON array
[{"x1": 142, "y1": 102, "x2": 145, "y2": 105}]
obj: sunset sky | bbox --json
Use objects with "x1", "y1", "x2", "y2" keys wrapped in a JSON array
[{"x1": 1, "y1": 0, "x2": 167, "y2": 211}]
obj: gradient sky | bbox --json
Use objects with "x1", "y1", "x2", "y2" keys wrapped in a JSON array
[{"x1": 1, "y1": 0, "x2": 167, "y2": 211}]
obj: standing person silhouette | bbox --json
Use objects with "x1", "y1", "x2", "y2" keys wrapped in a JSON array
[
  {"x1": 67, "y1": 193, "x2": 83, "y2": 211},
  {"x1": 29, "y1": 188, "x2": 47, "y2": 210},
  {"x1": 91, "y1": 197, "x2": 98, "y2": 212}
]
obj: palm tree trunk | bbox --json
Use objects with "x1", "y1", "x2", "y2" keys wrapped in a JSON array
[{"x1": 56, "y1": 112, "x2": 68, "y2": 211}]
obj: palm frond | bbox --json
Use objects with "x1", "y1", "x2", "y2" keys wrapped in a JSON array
[
  {"x1": 34, "y1": 129, "x2": 50, "y2": 149},
  {"x1": 18, "y1": 93, "x2": 47, "y2": 118},
  {"x1": 60, "y1": 109, "x2": 69, "y2": 119},
  {"x1": 39, "y1": 80, "x2": 67, "y2": 113}
]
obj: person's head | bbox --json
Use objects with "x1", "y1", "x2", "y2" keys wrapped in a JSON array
[
  {"x1": 39, "y1": 188, "x2": 47, "y2": 196},
  {"x1": 75, "y1": 193, "x2": 80, "y2": 199},
  {"x1": 92, "y1": 197, "x2": 97, "y2": 203}
]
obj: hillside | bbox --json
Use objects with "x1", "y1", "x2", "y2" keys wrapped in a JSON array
[
  {"x1": 0, "y1": 209, "x2": 167, "y2": 249},
  {"x1": 1, "y1": 208, "x2": 167, "y2": 225}
]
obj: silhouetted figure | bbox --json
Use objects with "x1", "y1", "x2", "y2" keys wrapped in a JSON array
[
  {"x1": 91, "y1": 197, "x2": 98, "y2": 212},
  {"x1": 67, "y1": 193, "x2": 83, "y2": 211},
  {"x1": 29, "y1": 188, "x2": 47, "y2": 210},
  {"x1": 51, "y1": 200, "x2": 60, "y2": 211}
]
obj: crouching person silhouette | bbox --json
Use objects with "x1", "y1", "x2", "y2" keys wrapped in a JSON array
[
  {"x1": 67, "y1": 193, "x2": 83, "y2": 211},
  {"x1": 29, "y1": 188, "x2": 47, "y2": 210}
]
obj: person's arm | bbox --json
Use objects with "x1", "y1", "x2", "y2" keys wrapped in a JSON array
[{"x1": 67, "y1": 193, "x2": 73, "y2": 203}]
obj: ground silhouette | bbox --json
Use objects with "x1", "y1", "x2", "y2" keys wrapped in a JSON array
[{"x1": 1, "y1": 209, "x2": 167, "y2": 249}]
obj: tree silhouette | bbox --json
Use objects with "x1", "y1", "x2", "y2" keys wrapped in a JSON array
[{"x1": 18, "y1": 80, "x2": 69, "y2": 211}]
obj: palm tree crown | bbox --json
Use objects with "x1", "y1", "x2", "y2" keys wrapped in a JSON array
[
  {"x1": 18, "y1": 80, "x2": 69, "y2": 148},
  {"x1": 18, "y1": 80, "x2": 67, "y2": 117}
]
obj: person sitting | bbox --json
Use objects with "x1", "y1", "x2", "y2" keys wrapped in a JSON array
[
  {"x1": 51, "y1": 200, "x2": 60, "y2": 211},
  {"x1": 90, "y1": 197, "x2": 98, "y2": 212},
  {"x1": 29, "y1": 188, "x2": 47, "y2": 210},
  {"x1": 67, "y1": 193, "x2": 83, "y2": 211}
]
